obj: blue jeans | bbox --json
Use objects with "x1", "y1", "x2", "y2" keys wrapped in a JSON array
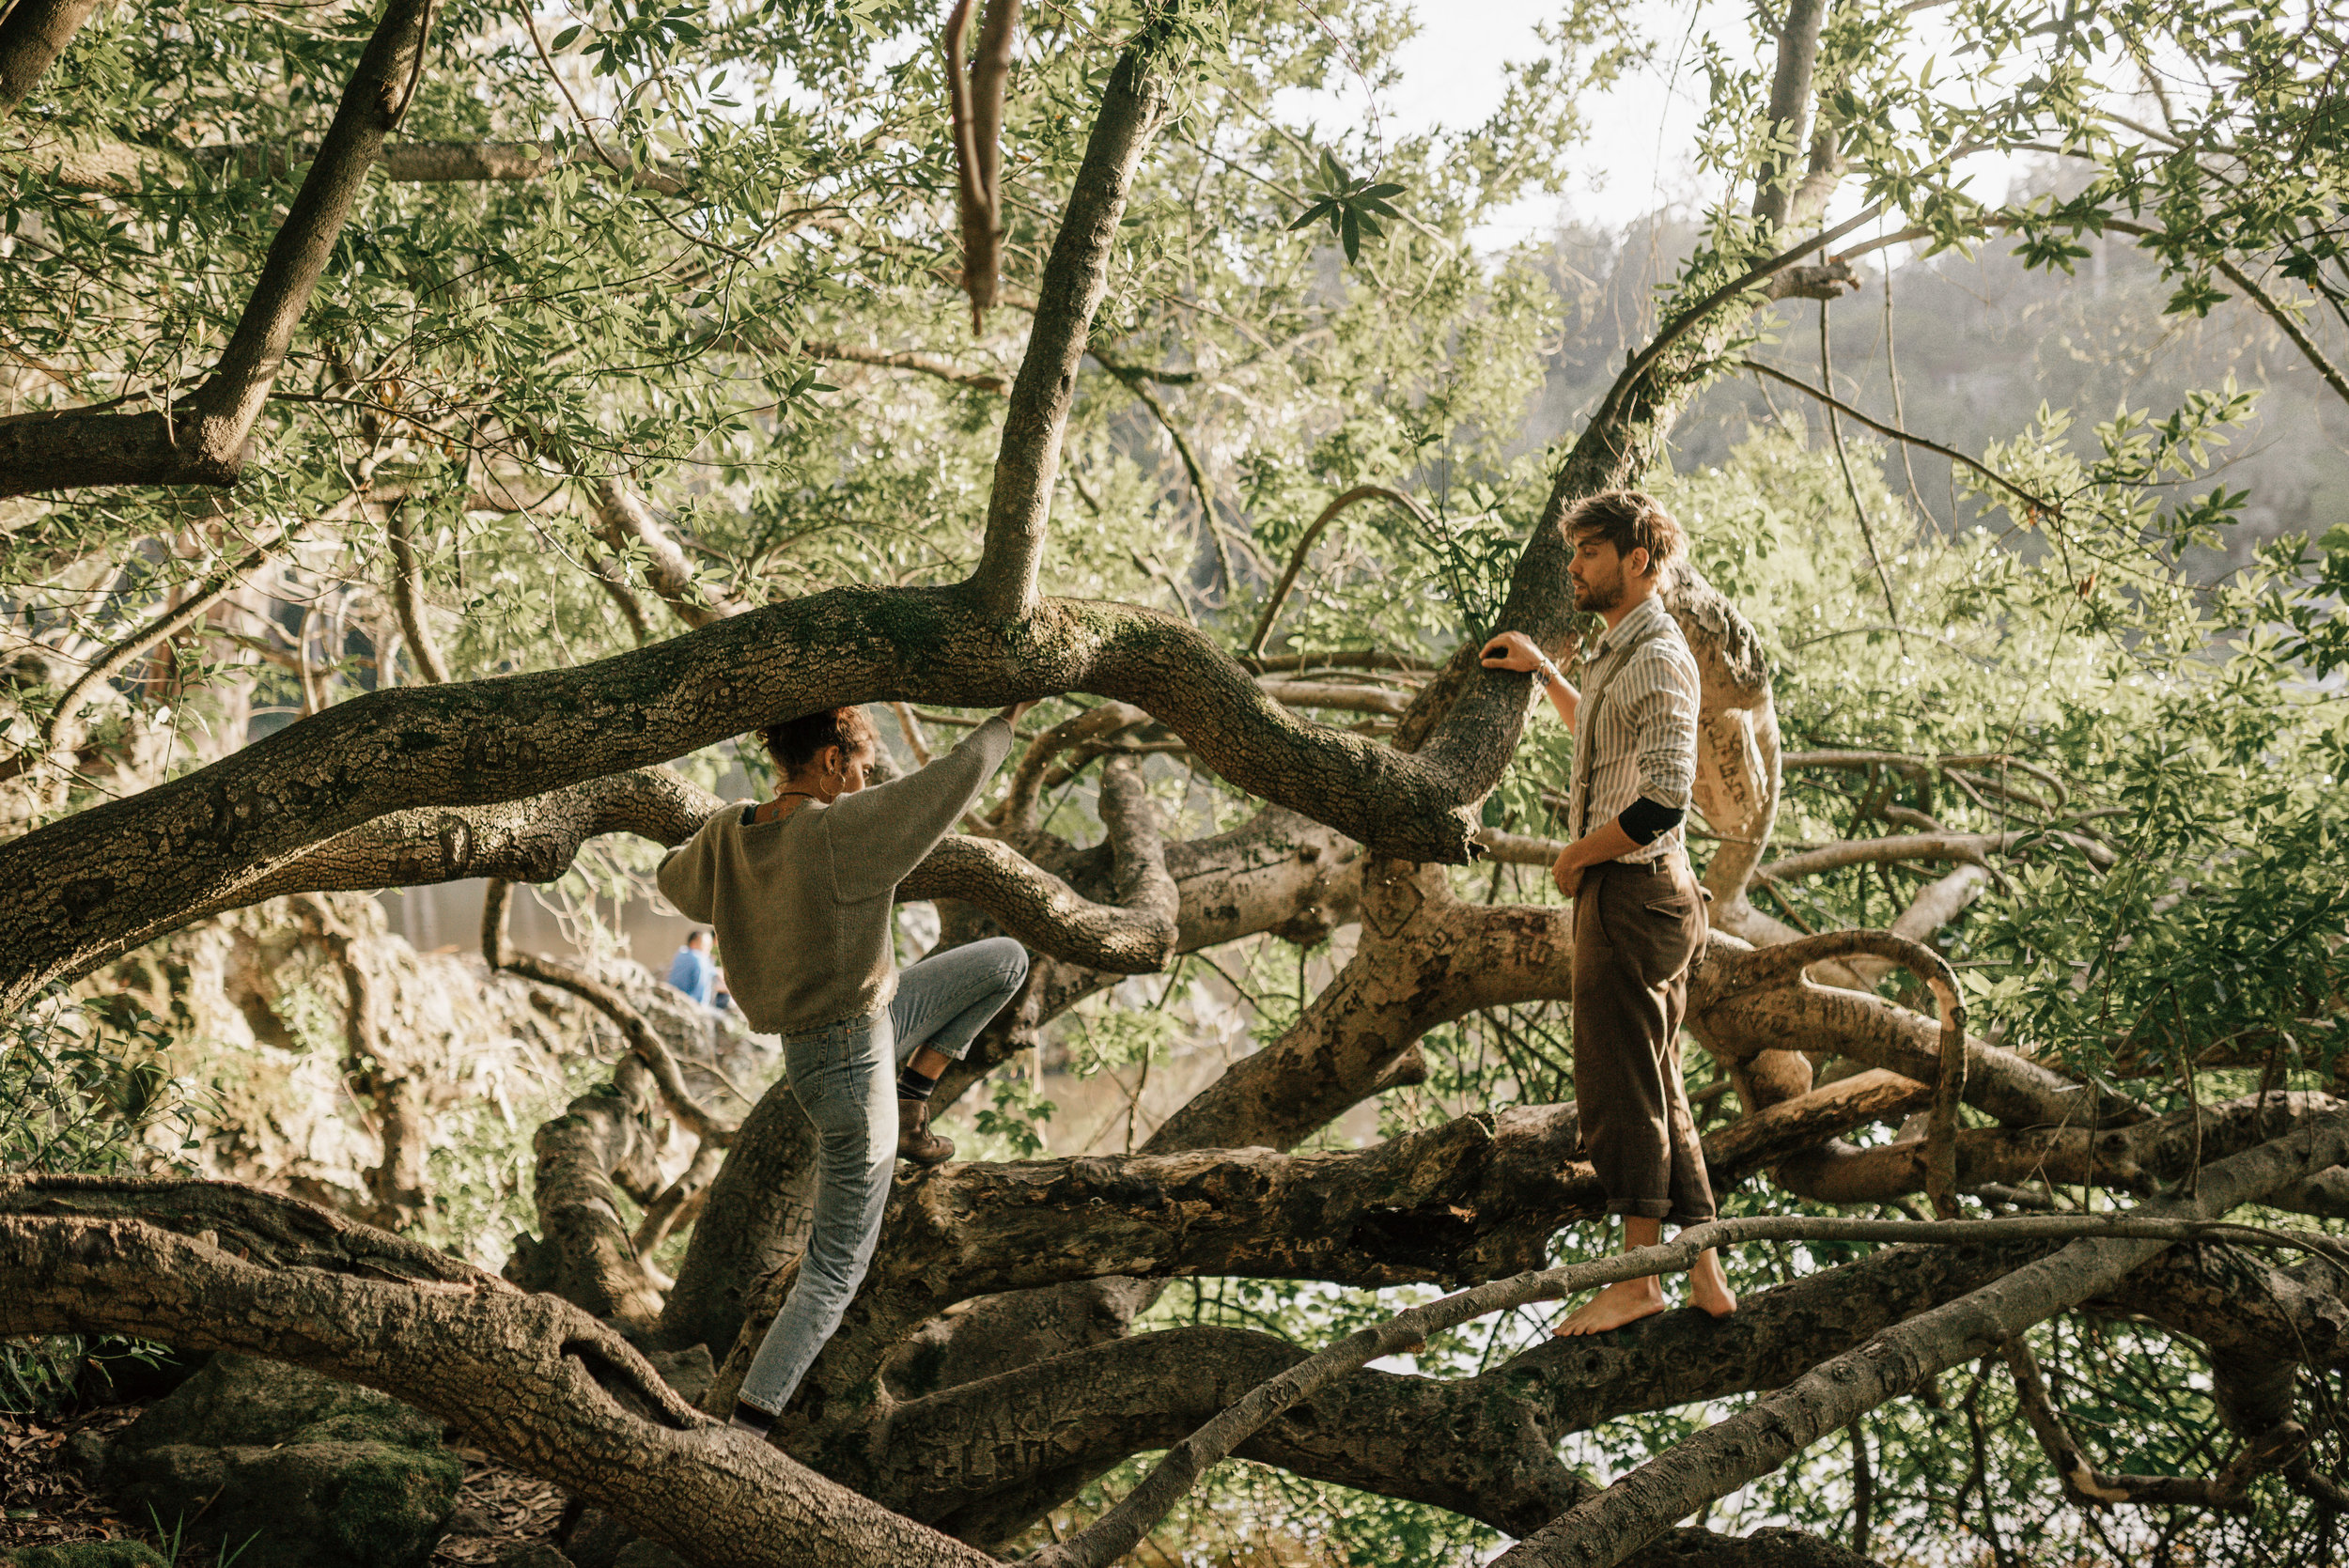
[{"x1": 735, "y1": 936, "x2": 1027, "y2": 1415}]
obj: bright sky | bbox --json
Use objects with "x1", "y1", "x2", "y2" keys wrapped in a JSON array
[
  {"x1": 1373, "y1": 0, "x2": 2033, "y2": 253},
  {"x1": 1386, "y1": 0, "x2": 1707, "y2": 239}
]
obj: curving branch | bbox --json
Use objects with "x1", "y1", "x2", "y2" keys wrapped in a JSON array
[
  {"x1": 0, "y1": 585, "x2": 1519, "y2": 1011},
  {"x1": 0, "y1": 0, "x2": 439, "y2": 498},
  {"x1": 1246, "y1": 485, "x2": 1433, "y2": 658},
  {"x1": 0, "y1": 1181, "x2": 996, "y2": 1568},
  {"x1": 854, "y1": 1189, "x2": 2349, "y2": 1545},
  {"x1": 1779, "y1": 1089, "x2": 2342, "y2": 1210}
]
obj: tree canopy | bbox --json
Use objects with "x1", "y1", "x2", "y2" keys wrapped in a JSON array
[{"x1": 2, "y1": 0, "x2": 2346, "y2": 1563}]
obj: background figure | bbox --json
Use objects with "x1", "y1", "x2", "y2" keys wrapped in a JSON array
[{"x1": 665, "y1": 930, "x2": 714, "y2": 1006}]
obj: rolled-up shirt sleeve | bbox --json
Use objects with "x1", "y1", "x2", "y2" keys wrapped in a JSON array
[{"x1": 1620, "y1": 646, "x2": 1698, "y2": 811}]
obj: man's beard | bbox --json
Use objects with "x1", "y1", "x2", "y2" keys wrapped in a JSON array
[{"x1": 1573, "y1": 574, "x2": 1622, "y2": 612}]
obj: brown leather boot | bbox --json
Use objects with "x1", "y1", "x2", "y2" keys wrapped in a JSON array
[{"x1": 895, "y1": 1096, "x2": 954, "y2": 1166}]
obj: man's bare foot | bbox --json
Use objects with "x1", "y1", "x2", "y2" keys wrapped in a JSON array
[
  {"x1": 1689, "y1": 1248, "x2": 1738, "y2": 1319},
  {"x1": 1553, "y1": 1279, "x2": 1668, "y2": 1336}
]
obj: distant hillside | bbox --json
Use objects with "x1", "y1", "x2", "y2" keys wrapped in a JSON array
[{"x1": 1524, "y1": 170, "x2": 2349, "y2": 564}]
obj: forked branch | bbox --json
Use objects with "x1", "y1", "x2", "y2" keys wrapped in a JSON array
[{"x1": 0, "y1": 0, "x2": 439, "y2": 498}]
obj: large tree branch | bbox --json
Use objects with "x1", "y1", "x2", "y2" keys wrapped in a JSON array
[
  {"x1": 714, "y1": 1069, "x2": 1945, "y2": 1425},
  {"x1": 0, "y1": 589, "x2": 1502, "y2": 1010},
  {"x1": 858, "y1": 1324, "x2": 1592, "y2": 1544},
  {"x1": 0, "y1": 1178, "x2": 995, "y2": 1568},
  {"x1": 1773, "y1": 1091, "x2": 2341, "y2": 1207},
  {"x1": 0, "y1": 0, "x2": 438, "y2": 498},
  {"x1": 0, "y1": 0, "x2": 101, "y2": 116},
  {"x1": 967, "y1": 34, "x2": 1172, "y2": 617}
]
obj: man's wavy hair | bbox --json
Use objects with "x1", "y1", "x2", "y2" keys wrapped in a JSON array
[
  {"x1": 1562, "y1": 489, "x2": 1686, "y2": 582},
  {"x1": 758, "y1": 706, "x2": 880, "y2": 777}
]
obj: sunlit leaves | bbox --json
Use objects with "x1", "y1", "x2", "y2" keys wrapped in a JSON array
[{"x1": 1285, "y1": 149, "x2": 1406, "y2": 266}]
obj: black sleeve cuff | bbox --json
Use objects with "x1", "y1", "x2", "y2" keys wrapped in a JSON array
[{"x1": 1617, "y1": 797, "x2": 1685, "y2": 846}]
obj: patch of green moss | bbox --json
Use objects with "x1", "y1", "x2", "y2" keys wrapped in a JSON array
[{"x1": 3, "y1": 1545, "x2": 171, "y2": 1568}]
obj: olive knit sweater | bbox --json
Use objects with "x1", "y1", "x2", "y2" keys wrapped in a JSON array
[{"x1": 655, "y1": 716, "x2": 1014, "y2": 1035}]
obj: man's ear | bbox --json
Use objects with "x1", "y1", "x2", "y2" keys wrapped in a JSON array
[{"x1": 1627, "y1": 545, "x2": 1652, "y2": 579}]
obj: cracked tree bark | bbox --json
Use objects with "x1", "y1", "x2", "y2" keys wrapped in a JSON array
[{"x1": 0, "y1": 1178, "x2": 998, "y2": 1568}]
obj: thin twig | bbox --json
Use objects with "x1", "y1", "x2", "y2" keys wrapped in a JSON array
[
  {"x1": 1741, "y1": 356, "x2": 2059, "y2": 519},
  {"x1": 1819, "y1": 298, "x2": 1906, "y2": 646}
]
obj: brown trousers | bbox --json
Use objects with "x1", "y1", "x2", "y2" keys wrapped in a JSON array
[{"x1": 1571, "y1": 856, "x2": 1716, "y2": 1225}]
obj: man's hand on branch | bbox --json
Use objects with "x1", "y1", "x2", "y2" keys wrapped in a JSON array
[
  {"x1": 1483, "y1": 630, "x2": 1577, "y2": 722},
  {"x1": 999, "y1": 700, "x2": 1040, "y2": 727}
]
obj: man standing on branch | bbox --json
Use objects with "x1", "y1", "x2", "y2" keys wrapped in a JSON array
[{"x1": 1482, "y1": 490, "x2": 1738, "y2": 1335}]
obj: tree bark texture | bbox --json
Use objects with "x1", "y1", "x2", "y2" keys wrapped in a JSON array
[
  {"x1": 0, "y1": 0, "x2": 101, "y2": 116},
  {"x1": 0, "y1": 1179, "x2": 999, "y2": 1568}
]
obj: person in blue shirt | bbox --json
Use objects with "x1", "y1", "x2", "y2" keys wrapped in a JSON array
[{"x1": 665, "y1": 930, "x2": 715, "y2": 1006}]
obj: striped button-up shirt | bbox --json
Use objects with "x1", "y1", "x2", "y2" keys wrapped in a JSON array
[{"x1": 1565, "y1": 593, "x2": 1701, "y2": 864}]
